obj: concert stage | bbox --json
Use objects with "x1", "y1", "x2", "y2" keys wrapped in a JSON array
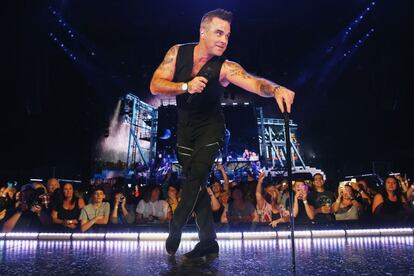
[{"x1": 1, "y1": 228, "x2": 413, "y2": 275}]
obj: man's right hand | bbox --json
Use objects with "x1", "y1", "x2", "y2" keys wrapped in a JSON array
[{"x1": 188, "y1": 77, "x2": 208, "y2": 94}]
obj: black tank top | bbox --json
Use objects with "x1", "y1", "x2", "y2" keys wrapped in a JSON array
[
  {"x1": 174, "y1": 43, "x2": 226, "y2": 115},
  {"x1": 56, "y1": 199, "x2": 81, "y2": 220},
  {"x1": 382, "y1": 195, "x2": 404, "y2": 217}
]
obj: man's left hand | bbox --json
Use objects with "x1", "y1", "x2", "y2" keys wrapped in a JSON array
[{"x1": 274, "y1": 86, "x2": 295, "y2": 113}]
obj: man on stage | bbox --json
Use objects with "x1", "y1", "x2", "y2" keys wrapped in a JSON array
[{"x1": 150, "y1": 9, "x2": 295, "y2": 259}]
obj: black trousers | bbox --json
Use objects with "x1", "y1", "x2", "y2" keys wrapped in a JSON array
[{"x1": 169, "y1": 110, "x2": 225, "y2": 242}]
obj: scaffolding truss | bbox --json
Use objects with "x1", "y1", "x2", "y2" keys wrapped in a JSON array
[
  {"x1": 124, "y1": 93, "x2": 158, "y2": 169},
  {"x1": 257, "y1": 107, "x2": 306, "y2": 169}
]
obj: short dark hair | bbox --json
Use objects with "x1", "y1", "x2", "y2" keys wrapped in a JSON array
[
  {"x1": 93, "y1": 186, "x2": 105, "y2": 195},
  {"x1": 201, "y1": 9, "x2": 232, "y2": 28},
  {"x1": 312, "y1": 173, "x2": 324, "y2": 181}
]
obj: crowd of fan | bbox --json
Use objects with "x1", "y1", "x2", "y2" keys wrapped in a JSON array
[{"x1": 1, "y1": 164, "x2": 414, "y2": 233}]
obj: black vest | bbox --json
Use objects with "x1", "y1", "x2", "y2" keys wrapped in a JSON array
[{"x1": 174, "y1": 43, "x2": 226, "y2": 115}]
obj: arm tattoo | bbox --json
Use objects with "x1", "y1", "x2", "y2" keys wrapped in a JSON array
[
  {"x1": 224, "y1": 61, "x2": 280, "y2": 97},
  {"x1": 258, "y1": 81, "x2": 281, "y2": 98},
  {"x1": 259, "y1": 83, "x2": 274, "y2": 97},
  {"x1": 161, "y1": 46, "x2": 177, "y2": 66},
  {"x1": 157, "y1": 45, "x2": 178, "y2": 74},
  {"x1": 226, "y1": 62, "x2": 252, "y2": 80}
]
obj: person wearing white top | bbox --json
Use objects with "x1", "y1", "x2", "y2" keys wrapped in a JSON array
[{"x1": 136, "y1": 185, "x2": 169, "y2": 223}]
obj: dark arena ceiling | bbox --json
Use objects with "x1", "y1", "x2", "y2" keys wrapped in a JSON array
[{"x1": 1, "y1": 0, "x2": 413, "y2": 179}]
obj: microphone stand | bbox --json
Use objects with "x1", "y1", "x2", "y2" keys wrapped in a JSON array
[{"x1": 283, "y1": 101, "x2": 296, "y2": 275}]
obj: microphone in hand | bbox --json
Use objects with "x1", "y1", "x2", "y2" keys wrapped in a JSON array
[{"x1": 186, "y1": 75, "x2": 209, "y2": 103}]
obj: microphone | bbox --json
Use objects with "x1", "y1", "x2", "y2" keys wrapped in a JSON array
[{"x1": 186, "y1": 66, "x2": 214, "y2": 104}]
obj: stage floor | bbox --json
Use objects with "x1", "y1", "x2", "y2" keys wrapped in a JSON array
[{"x1": 1, "y1": 237, "x2": 413, "y2": 275}]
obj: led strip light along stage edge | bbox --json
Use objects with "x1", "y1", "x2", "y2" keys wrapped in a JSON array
[{"x1": 1, "y1": 228, "x2": 413, "y2": 241}]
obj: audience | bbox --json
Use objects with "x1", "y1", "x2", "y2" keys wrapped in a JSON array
[
  {"x1": 350, "y1": 178, "x2": 374, "y2": 221},
  {"x1": 51, "y1": 182, "x2": 85, "y2": 230},
  {"x1": 333, "y1": 184, "x2": 361, "y2": 221},
  {"x1": 79, "y1": 187, "x2": 110, "y2": 232},
  {"x1": 135, "y1": 185, "x2": 169, "y2": 223},
  {"x1": 207, "y1": 186, "x2": 222, "y2": 213},
  {"x1": 2, "y1": 184, "x2": 51, "y2": 232},
  {"x1": 219, "y1": 192, "x2": 230, "y2": 224},
  {"x1": 210, "y1": 164, "x2": 230, "y2": 203},
  {"x1": 308, "y1": 173, "x2": 336, "y2": 223},
  {"x1": 166, "y1": 184, "x2": 180, "y2": 220},
  {"x1": 372, "y1": 176, "x2": 409, "y2": 223},
  {"x1": 110, "y1": 191, "x2": 135, "y2": 224},
  {"x1": 255, "y1": 171, "x2": 276, "y2": 223},
  {"x1": 2, "y1": 166, "x2": 414, "y2": 232},
  {"x1": 227, "y1": 186, "x2": 258, "y2": 224},
  {"x1": 292, "y1": 180, "x2": 315, "y2": 224},
  {"x1": 47, "y1": 178, "x2": 61, "y2": 195}
]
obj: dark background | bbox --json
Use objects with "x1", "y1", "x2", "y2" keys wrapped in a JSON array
[{"x1": 1, "y1": 0, "x2": 413, "y2": 183}]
